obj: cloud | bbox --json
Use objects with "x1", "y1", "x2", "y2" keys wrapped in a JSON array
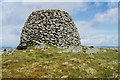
[
  {"x1": 2, "y1": 2, "x2": 89, "y2": 27},
  {"x1": 75, "y1": 21, "x2": 118, "y2": 46},
  {"x1": 75, "y1": 8, "x2": 118, "y2": 46},
  {"x1": 2, "y1": 2, "x2": 89, "y2": 47},
  {"x1": 93, "y1": 8, "x2": 118, "y2": 25},
  {"x1": 0, "y1": 3, "x2": 2, "y2": 24},
  {"x1": 77, "y1": 7, "x2": 118, "y2": 28},
  {"x1": 75, "y1": 7, "x2": 118, "y2": 30},
  {"x1": 2, "y1": 3, "x2": 36, "y2": 26},
  {"x1": 0, "y1": 3, "x2": 2, "y2": 47},
  {"x1": 107, "y1": 2, "x2": 118, "y2": 8},
  {"x1": 1, "y1": 2, "x2": 118, "y2": 47},
  {"x1": 94, "y1": 2, "x2": 103, "y2": 7},
  {"x1": 21, "y1": 2, "x2": 88, "y2": 14},
  {"x1": 2, "y1": 25, "x2": 22, "y2": 47},
  {"x1": 81, "y1": 34, "x2": 118, "y2": 46}
]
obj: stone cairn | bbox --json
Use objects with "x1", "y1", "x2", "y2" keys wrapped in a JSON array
[{"x1": 19, "y1": 9, "x2": 81, "y2": 48}]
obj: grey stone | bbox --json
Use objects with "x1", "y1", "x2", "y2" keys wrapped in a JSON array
[
  {"x1": 19, "y1": 9, "x2": 81, "y2": 48},
  {"x1": 57, "y1": 46, "x2": 82, "y2": 53},
  {"x1": 85, "y1": 48, "x2": 101, "y2": 54}
]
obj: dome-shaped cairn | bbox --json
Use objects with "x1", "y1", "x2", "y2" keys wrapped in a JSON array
[{"x1": 19, "y1": 9, "x2": 81, "y2": 48}]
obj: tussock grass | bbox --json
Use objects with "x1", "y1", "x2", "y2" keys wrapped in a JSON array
[{"x1": 2, "y1": 45, "x2": 118, "y2": 78}]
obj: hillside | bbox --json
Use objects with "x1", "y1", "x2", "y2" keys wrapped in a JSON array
[{"x1": 2, "y1": 44, "x2": 118, "y2": 78}]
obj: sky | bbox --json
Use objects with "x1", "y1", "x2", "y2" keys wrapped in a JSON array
[{"x1": 0, "y1": 0, "x2": 119, "y2": 47}]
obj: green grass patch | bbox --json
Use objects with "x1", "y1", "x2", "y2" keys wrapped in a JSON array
[{"x1": 2, "y1": 45, "x2": 118, "y2": 78}]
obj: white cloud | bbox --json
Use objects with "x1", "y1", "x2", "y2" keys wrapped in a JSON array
[
  {"x1": 93, "y1": 8, "x2": 118, "y2": 25},
  {"x1": 94, "y1": 2, "x2": 103, "y2": 7},
  {"x1": 1, "y1": 2, "x2": 118, "y2": 47},
  {"x1": 21, "y1": 2, "x2": 88, "y2": 14},
  {"x1": 2, "y1": 2, "x2": 89, "y2": 27},
  {"x1": 80, "y1": 32, "x2": 118, "y2": 46},
  {"x1": 0, "y1": 3, "x2": 2, "y2": 47},
  {"x1": 2, "y1": 2, "x2": 89, "y2": 47},
  {"x1": 75, "y1": 7, "x2": 118, "y2": 29},
  {"x1": 2, "y1": 25, "x2": 22, "y2": 47},
  {"x1": 107, "y1": 2, "x2": 118, "y2": 8},
  {"x1": 75, "y1": 8, "x2": 118, "y2": 32},
  {"x1": 75, "y1": 8, "x2": 118, "y2": 46}
]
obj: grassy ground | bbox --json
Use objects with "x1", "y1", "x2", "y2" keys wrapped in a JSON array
[{"x1": 2, "y1": 45, "x2": 118, "y2": 78}]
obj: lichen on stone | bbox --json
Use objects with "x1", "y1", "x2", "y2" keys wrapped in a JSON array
[{"x1": 19, "y1": 9, "x2": 81, "y2": 48}]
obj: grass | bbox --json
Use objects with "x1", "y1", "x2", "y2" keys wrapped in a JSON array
[{"x1": 2, "y1": 45, "x2": 119, "y2": 78}]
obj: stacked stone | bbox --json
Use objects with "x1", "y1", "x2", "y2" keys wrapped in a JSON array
[{"x1": 19, "y1": 9, "x2": 81, "y2": 48}]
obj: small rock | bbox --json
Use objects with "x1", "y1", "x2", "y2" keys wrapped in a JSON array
[
  {"x1": 88, "y1": 56, "x2": 95, "y2": 59},
  {"x1": 14, "y1": 60, "x2": 19, "y2": 62},
  {"x1": 70, "y1": 58, "x2": 77, "y2": 62},
  {"x1": 48, "y1": 53, "x2": 51, "y2": 54},
  {"x1": 30, "y1": 49, "x2": 34, "y2": 52},
  {"x1": 71, "y1": 46, "x2": 82, "y2": 52},
  {"x1": 62, "y1": 62, "x2": 69, "y2": 65},
  {"x1": 41, "y1": 49, "x2": 44, "y2": 51},
  {"x1": 61, "y1": 75, "x2": 68, "y2": 78},
  {"x1": 23, "y1": 51, "x2": 26, "y2": 53},
  {"x1": 8, "y1": 60, "x2": 12, "y2": 62},
  {"x1": 57, "y1": 51, "x2": 62, "y2": 53},
  {"x1": 47, "y1": 46, "x2": 50, "y2": 49},
  {"x1": 85, "y1": 48, "x2": 100, "y2": 54},
  {"x1": 7, "y1": 52, "x2": 12, "y2": 55},
  {"x1": 6, "y1": 49, "x2": 16, "y2": 55},
  {"x1": 34, "y1": 46, "x2": 41, "y2": 49},
  {"x1": 102, "y1": 50, "x2": 107, "y2": 52},
  {"x1": 20, "y1": 53, "x2": 23, "y2": 55},
  {"x1": 43, "y1": 49, "x2": 47, "y2": 51}
]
